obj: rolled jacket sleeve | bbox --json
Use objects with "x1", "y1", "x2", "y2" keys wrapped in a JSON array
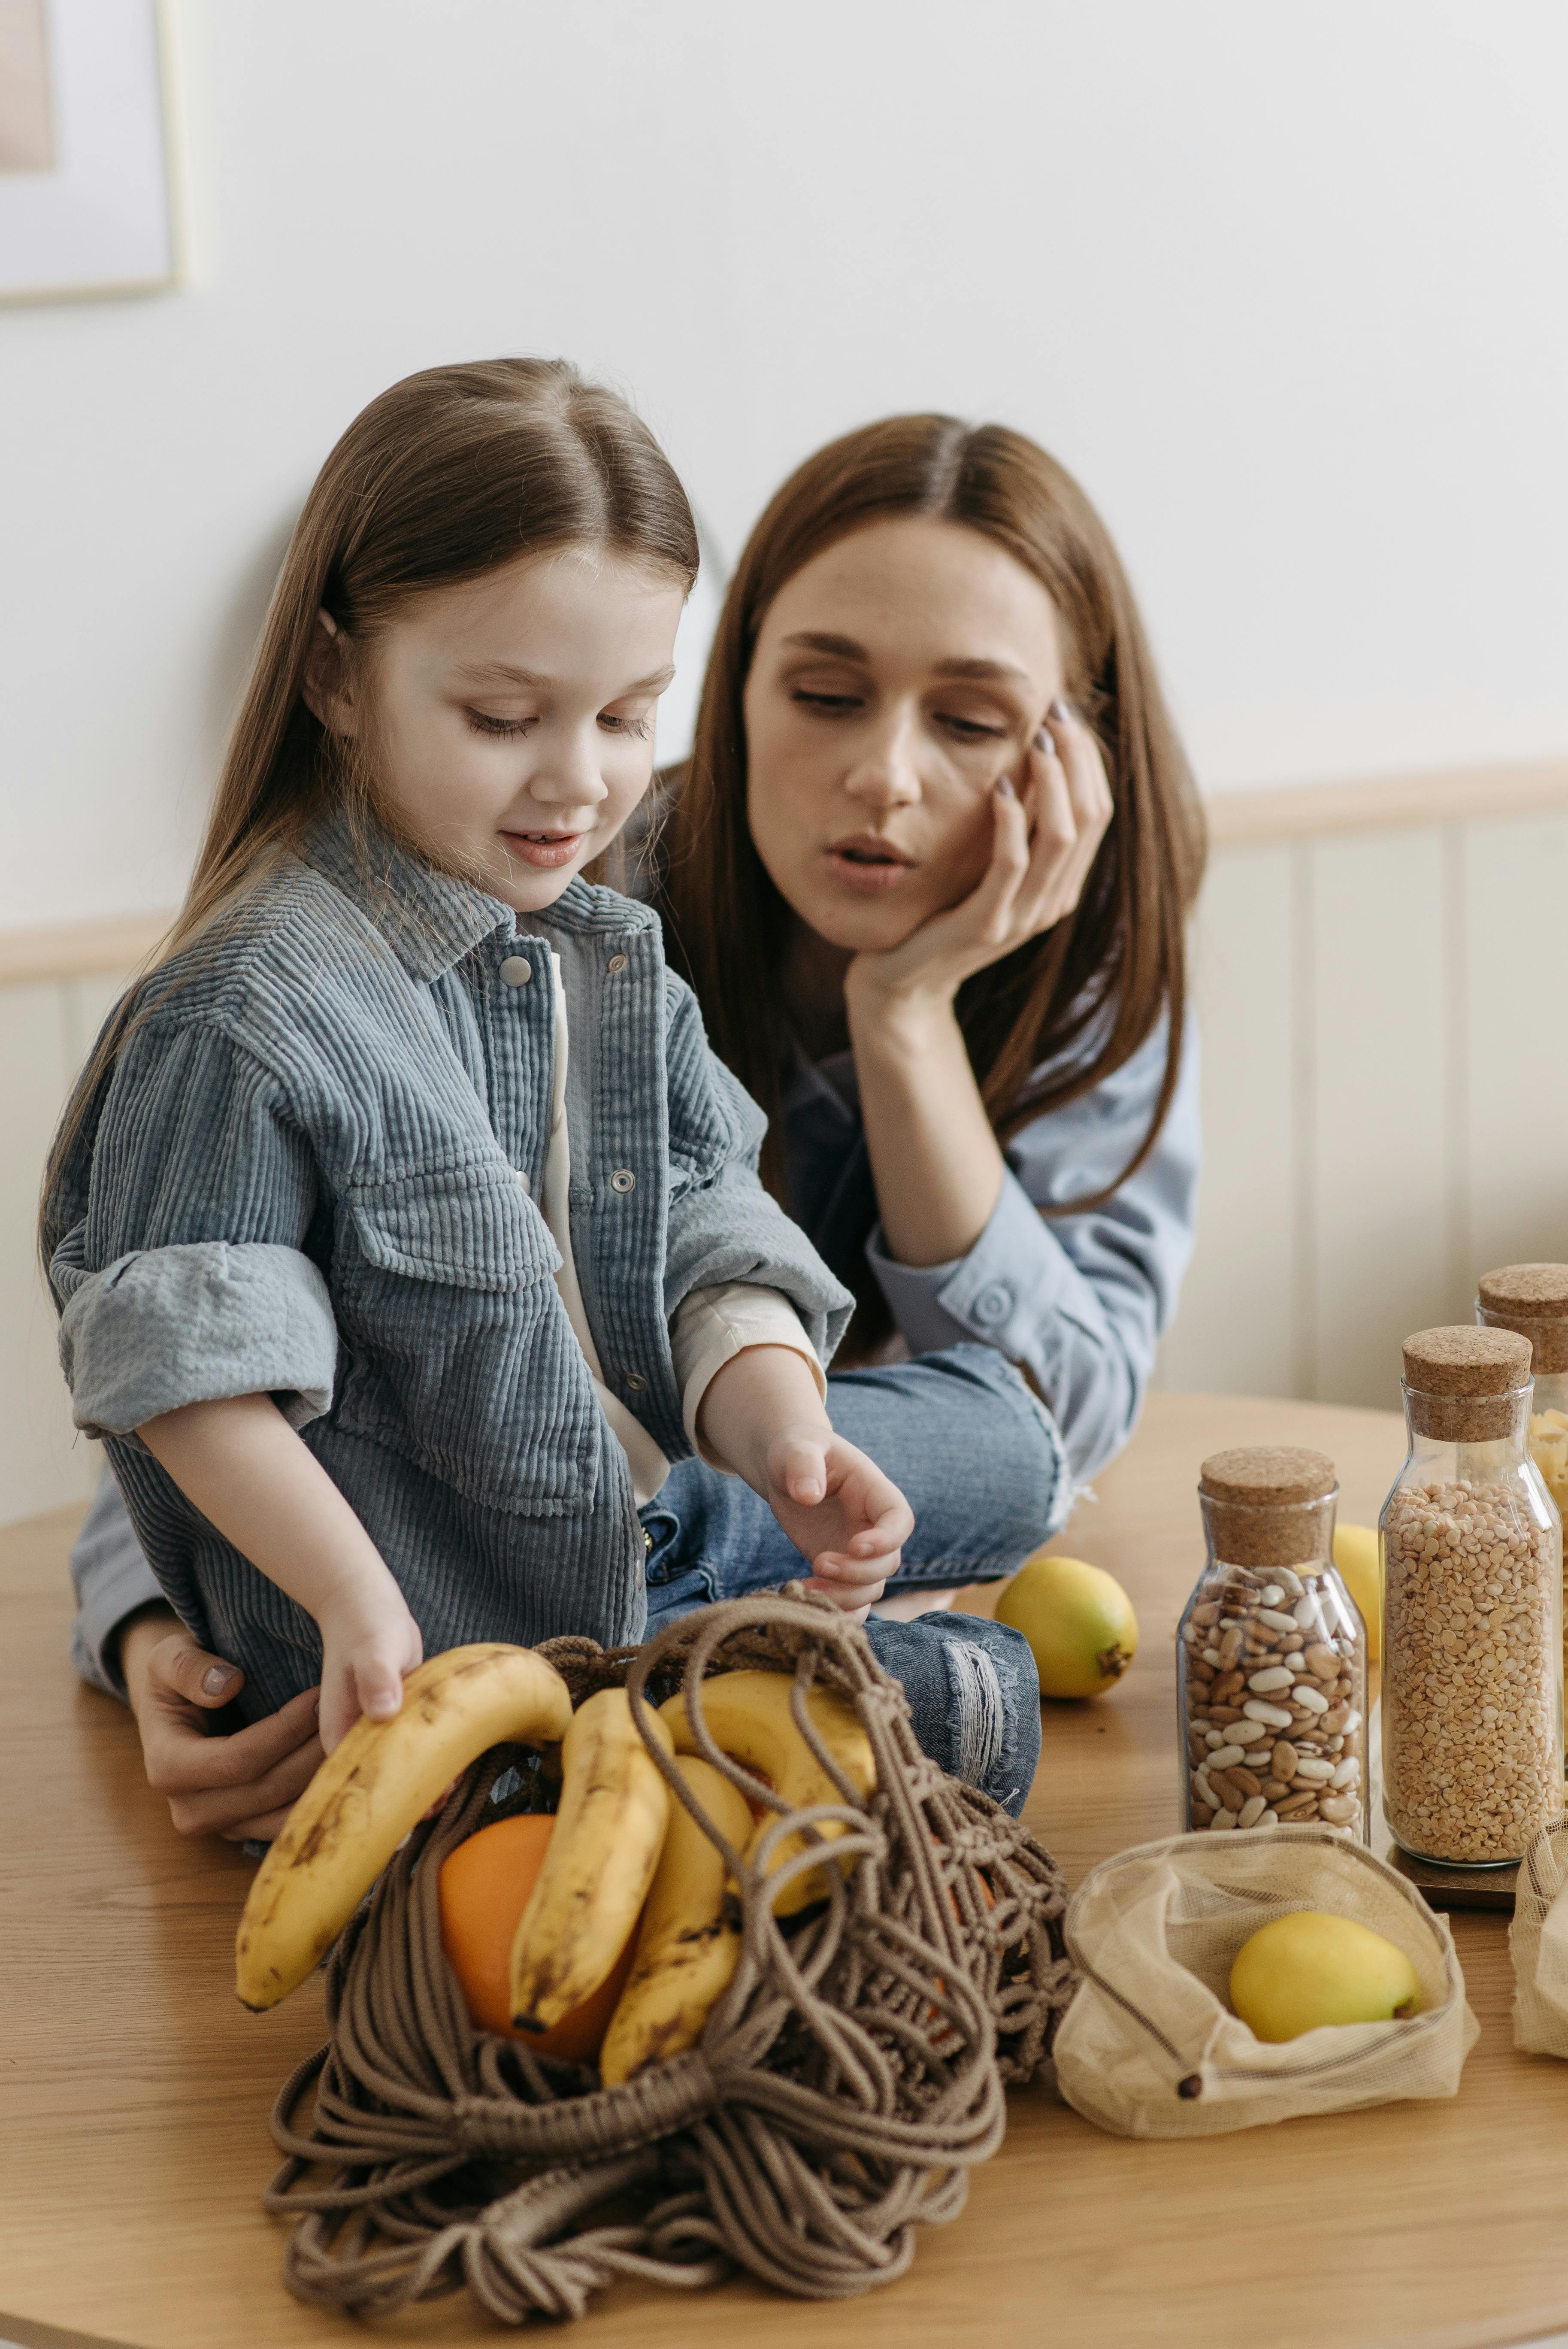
[
  {"x1": 864, "y1": 1016, "x2": 1200, "y2": 1481},
  {"x1": 48, "y1": 1012, "x2": 336, "y2": 1444},
  {"x1": 59, "y1": 1241, "x2": 336, "y2": 1441}
]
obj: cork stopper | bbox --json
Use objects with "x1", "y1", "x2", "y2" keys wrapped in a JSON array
[
  {"x1": 1476, "y1": 1263, "x2": 1568, "y2": 1373},
  {"x1": 1198, "y1": 1446, "x2": 1337, "y2": 1568},
  {"x1": 1402, "y1": 1325, "x2": 1532, "y2": 1440}
]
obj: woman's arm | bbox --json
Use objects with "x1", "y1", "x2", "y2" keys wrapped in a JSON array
[
  {"x1": 844, "y1": 705, "x2": 1112, "y2": 1269},
  {"x1": 137, "y1": 1394, "x2": 422, "y2": 1750},
  {"x1": 864, "y1": 1019, "x2": 1201, "y2": 1479}
]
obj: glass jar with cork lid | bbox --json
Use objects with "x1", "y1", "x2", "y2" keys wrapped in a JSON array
[
  {"x1": 1476, "y1": 1262, "x2": 1568, "y2": 1525},
  {"x1": 1178, "y1": 1447, "x2": 1368, "y2": 1839},
  {"x1": 1381, "y1": 1325, "x2": 1564, "y2": 1868}
]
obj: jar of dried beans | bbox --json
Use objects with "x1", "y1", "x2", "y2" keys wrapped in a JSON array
[
  {"x1": 1476, "y1": 1262, "x2": 1568, "y2": 1527},
  {"x1": 1381, "y1": 1325, "x2": 1564, "y2": 1867},
  {"x1": 1178, "y1": 1447, "x2": 1368, "y2": 1839}
]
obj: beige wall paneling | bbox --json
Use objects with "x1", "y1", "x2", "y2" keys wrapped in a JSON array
[
  {"x1": 61, "y1": 968, "x2": 132, "y2": 1075},
  {"x1": 0, "y1": 980, "x2": 90, "y2": 1525},
  {"x1": 1308, "y1": 826, "x2": 1456, "y2": 1411},
  {"x1": 1154, "y1": 843, "x2": 1296, "y2": 1398},
  {"x1": 1461, "y1": 812, "x2": 1568, "y2": 1280}
]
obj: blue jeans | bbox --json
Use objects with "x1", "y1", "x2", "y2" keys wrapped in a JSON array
[{"x1": 642, "y1": 1344, "x2": 1066, "y2": 1817}]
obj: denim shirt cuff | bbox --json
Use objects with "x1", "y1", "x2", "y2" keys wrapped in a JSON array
[
  {"x1": 58, "y1": 1241, "x2": 338, "y2": 1443},
  {"x1": 864, "y1": 1168, "x2": 1082, "y2": 1360},
  {"x1": 72, "y1": 1540, "x2": 166, "y2": 1701}
]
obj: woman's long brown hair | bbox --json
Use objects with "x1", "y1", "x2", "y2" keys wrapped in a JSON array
[
  {"x1": 42, "y1": 357, "x2": 697, "y2": 1265},
  {"x1": 659, "y1": 414, "x2": 1206, "y2": 1297}
]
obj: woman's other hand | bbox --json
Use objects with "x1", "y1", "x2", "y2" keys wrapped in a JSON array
[
  {"x1": 118, "y1": 1607, "x2": 323, "y2": 1843},
  {"x1": 846, "y1": 700, "x2": 1113, "y2": 1012}
]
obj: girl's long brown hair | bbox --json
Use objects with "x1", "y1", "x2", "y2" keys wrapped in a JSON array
[
  {"x1": 659, "y1": 415, "x2": 1206, "y2": 1313},
  {"x1": 43, "y1": 358, "x2": 697, "y2": 1263}
]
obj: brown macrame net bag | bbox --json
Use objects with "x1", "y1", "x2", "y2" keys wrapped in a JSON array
[{"x1": 263, "y1": 1587, "x2": 1074, "y2": 2320}]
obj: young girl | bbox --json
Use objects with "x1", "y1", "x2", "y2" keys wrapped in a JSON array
[{"x1": 43, "y1": 360, "x2": 926, "y2": 1755}]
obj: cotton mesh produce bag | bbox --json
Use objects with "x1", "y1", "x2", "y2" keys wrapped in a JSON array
[
  {"x1": 1054, "y1": 1825, "x2": 1477, "y2": 2137},
  {"x1": 1510, "y1": 1817, "x2": 1568, "y2": 2054},
  {"x1": 262, "y1": 1588, "x2": 1077, "y2": 2322}
]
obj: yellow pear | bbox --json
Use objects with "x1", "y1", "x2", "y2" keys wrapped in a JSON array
[
  {"x1": 1332, "y1": 1523, "x2": 1381, "y2": 1662},
  {"x1": 1230, "y1": 1911, "x2": 1419, "y2": 2042},
  {"x1": 992, "y1": 1554, "x2": 1137, "y2": 1700}
]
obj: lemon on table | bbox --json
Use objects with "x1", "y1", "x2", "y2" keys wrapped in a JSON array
[
  {"x1": 993, "y1": 1554, "x2": 1137, "y2": 1700},
  {"x1": 1230, "y1": 1911, "x2": 1419, "y2": 2042},
  {"x1": 1333, "y1": 1523, "x2": 1381, "y2": 1661}
]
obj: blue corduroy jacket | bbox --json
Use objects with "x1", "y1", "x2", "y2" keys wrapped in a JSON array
[{"x1": 45, "y1": 816, "x2": 852, "y2": 1716}]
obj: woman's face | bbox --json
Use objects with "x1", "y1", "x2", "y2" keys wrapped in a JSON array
[{"x1": 743, "y1": 515, "x2": 1066, "y2": 952}]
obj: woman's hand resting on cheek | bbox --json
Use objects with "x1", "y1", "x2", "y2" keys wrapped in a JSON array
[
  {"x1": 841, "y1": 702, "x2": 1114, "y2": 1275},
  {"x1": 846, "y1": 700, "x2": 1113, "y2": 1015},
  {"x1": 117, "y1": 1605, "x2": 324, "y2": 1843},
  {"x1": 695, "y1": 1345, "x2": 914, "y2": 1618}
]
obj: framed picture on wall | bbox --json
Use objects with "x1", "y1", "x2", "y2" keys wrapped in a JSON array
[{"x1": 0, "y1": 0, "x2": 184, "y2": 304}]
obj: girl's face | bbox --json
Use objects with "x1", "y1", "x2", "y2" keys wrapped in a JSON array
[
  {"x1": 317, "y1": 544, "x2": 685, "y2": 915},
  {"x1": 742, "y1": 515, "x2": 1066, "y2": 952}
]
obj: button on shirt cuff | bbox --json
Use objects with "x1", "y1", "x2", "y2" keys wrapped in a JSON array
[
  {"x1": 864, "y1": 1169, "x2": 1089, "y2": 1366},
  {"x1": 57, "y1": 1241, "x2": 338, "y2": 1443},
  {"x1": 673, "y1": 1283, "x2": 827, "y2": 1468}
]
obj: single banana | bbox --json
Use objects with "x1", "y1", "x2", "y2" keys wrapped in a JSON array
[
  {"x1": 598, "y1": 1755, "x2": 754, "y2": 2086},
  {"x1": 508, "y1": 1688, "x2": 674, "y2": 2034},
  {"x1": 235, "y1": 1643, "x2": 573, "y2": 2012},
  {"x1": 658, "y1": 1670, "x2": 876, "y2": 1915}
]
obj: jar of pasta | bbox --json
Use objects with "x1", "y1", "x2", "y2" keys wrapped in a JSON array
[
  {"x1": 1476, "y1": 1261, "x2": 1568, "y2": 1523},
  {"x1": 1381, "y1": 1325, "x2": 1564, "y2": 1867},
  {"x1": 1178, "y1": 1448, "x2": 1368, "y2": 1838}
]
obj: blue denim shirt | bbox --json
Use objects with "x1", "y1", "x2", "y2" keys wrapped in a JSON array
[
  {"x1": 783, "y1": 1015, "x2": 1199, "y2": 1481},
  {"x1": 47, "y1": 818, "x2": 852, "y2": 1717}
]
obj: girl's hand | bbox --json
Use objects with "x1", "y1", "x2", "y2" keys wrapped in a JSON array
[
  {"x1": 118, "y1": 1608, "x2": 324, "y2": 1843},
  {"x1": 760, "y1": 1424, "x2": 915, "y2": 1619},
  {"x1": 315, "y1": 1590, "x2": 425, "y2": 1754},
  {"x1": 695, "y1": 1345, "x2": 914, "y2": 1619},
  {"x1": 846, "y1": 700, "x2": 1114, "y2": 1015}
]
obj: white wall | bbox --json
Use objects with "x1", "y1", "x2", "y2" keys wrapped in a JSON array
[{"x1": 2, "y1": 0, "x2": 1567, "y2": 932}]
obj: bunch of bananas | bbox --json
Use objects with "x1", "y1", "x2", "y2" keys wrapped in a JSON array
[{"x1": 234, "y1": 1646, "x2": 876, "y2": 2086}]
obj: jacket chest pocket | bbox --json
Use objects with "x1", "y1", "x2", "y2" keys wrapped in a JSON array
[{"x1": 331, "y1": 1163, "x2": 603, "y2": 1516}]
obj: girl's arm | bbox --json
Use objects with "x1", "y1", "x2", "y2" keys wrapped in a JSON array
[
  {"x1": 694, "y1": 1343, "x2": 912, "y2": 1619},
  {"x1": 844, "y1": 702, "x2": 1113, "y2": 1271},
  {"x1": 137, "y1": 1394, "x2": 423, "y2": 1750}
]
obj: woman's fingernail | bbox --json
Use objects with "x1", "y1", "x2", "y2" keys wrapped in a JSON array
[
  {"x1": 1034, "y1": 728, "x2": 1050, "y2": 752},
  {"x1": 996, "y1": 774, "x2": 1016, "y2": 799},
  {"x1": 1049, "y1": 695, "x2": 1072, "y2": 721},
  {"x1": 203, "y1": 1664, "x2": 238, "y2": 1696}
]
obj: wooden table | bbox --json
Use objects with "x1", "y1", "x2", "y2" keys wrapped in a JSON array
[{"x1": 6, "y1": 1391, "x2": 1568, "y2": 2349}]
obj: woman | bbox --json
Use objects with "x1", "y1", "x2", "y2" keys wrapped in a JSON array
[{"x1": 72, "y1": 410, "x2": 1204, "y2": 1840}]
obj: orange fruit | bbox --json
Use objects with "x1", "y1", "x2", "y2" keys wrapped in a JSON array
[{"x1": 438, "y1": 1813, "x2": 634, "y2": 2063}]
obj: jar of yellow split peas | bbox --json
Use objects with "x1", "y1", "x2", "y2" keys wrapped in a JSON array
[{"x1": 1476, "y1": 1263, "x2": 1568, "y2": 1523}]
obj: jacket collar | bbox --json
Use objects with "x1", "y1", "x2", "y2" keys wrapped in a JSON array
[{"x1": 301, "y1": 806, "x2": 654, "y2": 982}]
